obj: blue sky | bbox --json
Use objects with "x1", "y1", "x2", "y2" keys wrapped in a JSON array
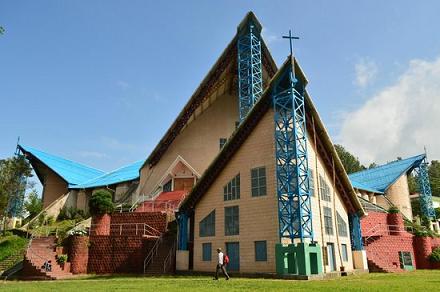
[{"x1": 1, "y1": 1, "x2": 440, "y2": 189}]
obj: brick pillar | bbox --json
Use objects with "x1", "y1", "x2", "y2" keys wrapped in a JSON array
[
  {"x1": 92, "y1": 214, "x2": 111, "y2": 235},
  {"x1": 414, "y1": 236, "x2": 432, "y2": 269},
  {"x1": 387, "y1": 213, "x2": 403, "y2": 235},
  {"x1": 69, "y1": 236, "x2": 89, "y2": 274}
]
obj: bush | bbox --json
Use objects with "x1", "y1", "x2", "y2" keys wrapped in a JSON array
[
  {"x1": 57, "y1": 254, "x2": 68, "y2": 264},
  {"x1": 388, "y1": 206, "x2": 400, "y2": 214},
  {"x1": 57, "y1": 207, "x2": 69, "y2": 221},
  {"x1": 89, "y1": 190, "x2": 114, "y2": 216},
  {"x1": 429, "y1": 247, "x2": 440, "y2": 262}
]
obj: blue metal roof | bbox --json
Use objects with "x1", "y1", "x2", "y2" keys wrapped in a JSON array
[
  {"x1": 18, "y1": 144, "x2": 105, "y2": 186},
  {"x1": 349, "y1": 154, "x2": 425, "y2": 193},
  {"x1": 70, "y1": 160, "x2": 142, "y2": 189}
]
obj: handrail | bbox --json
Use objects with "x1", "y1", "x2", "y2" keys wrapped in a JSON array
[
  {"x1": 363, "y1": 224, "x2": 419, "y2": 245},
  {"x1": 163, "y1": 240, "x2": 176, "y2": 273},
  {"x1": 89, "y1": 223, "x2": 162, "y2": 238},
  {"x1": 143, "y1": 235, "x2": 163, "y2": 274}
]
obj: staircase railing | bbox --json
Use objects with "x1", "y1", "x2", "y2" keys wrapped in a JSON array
[
  {"x1": 143, "y1": 235, "x2": 163, "y2": 274},
  {"x1": 363, "y1": 224, "x2": 417, "y2": 245},
  {"x1": 89, "y1": 222, "x2": 162, "y2": 238},
  {"x1": 163, "y1": 240, "x2": 176, "y2": 273},
  {"x1": 25, "y1": 235, "x2": 51, "y2": 272}
]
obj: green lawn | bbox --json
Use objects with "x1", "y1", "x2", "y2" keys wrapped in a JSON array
[
  {"x1": 0, "y1": 235, "x2": 28, "y2": 262},
  {"x1": 1, "y1": 270, "x2": 440, "y2": 291}
]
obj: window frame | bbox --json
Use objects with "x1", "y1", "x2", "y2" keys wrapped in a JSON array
[
  {"x1": 224, "y1": 206, "x2": 239, "y2": 236},
  {"x1": 323, "y1": 207, "x2": 334, "y2": 235},
  {"x1": 341, "y1": 244, "x2": 348, "y2": 262},
  {"x1": 199, "y1": 210, "x2": 215, "y2": 237},
  {"x1": 254, "y1": 240, "x2": 267, "y2": 261},
  {"x1": 337, "y1": 212, "x2": 348, "y2": 237},
  {"x1": 319, "y1": 175, "x2": 331, "y2": 202},
  {"x1": 223, "y1": 174, "x2": 240, "y2": 201},
  {"x1": 251, "y1": 167, "x2": 267, "y2": 197},
  {"x1": 202, "y1": 243, "x2": 212, "y2": 261}
]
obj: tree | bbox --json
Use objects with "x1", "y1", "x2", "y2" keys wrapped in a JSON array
[
  {"x1": 428, "y1": 160, "x2": 440, "y2": 197},
  {"x1": 0, "y1": 155, "x2": 33, "y2": 217},
  {"x1": 334, "y1": 144, "x2": 366, "y2": 174},
  {"x1": 0, "y1": 26, "x2": 4, "y2": 35},
  {"x1": 89, "y1": 190, "x2": 114, "y2": 216},
  {"x1": 24, "y1": 189, "x2": 43, "y2": 219}
]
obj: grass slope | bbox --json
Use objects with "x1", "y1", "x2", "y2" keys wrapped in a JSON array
[
  {"x1": 1, "y1": 270, "x2": 440, "y2": 291},
  {"x1": 0, "y1": 235, "x2": 28, "y2": 262}
]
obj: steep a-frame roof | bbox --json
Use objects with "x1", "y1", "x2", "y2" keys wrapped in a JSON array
[
  {"x1": 180, "y1": 57, "x2": 364, "y2": 216},
  {"x1": 349, "y1": 154, "x2": 425, "y2": 193},
  {"x1": 18, "y1": 144, "x2": 104, "y2": 186},
  {"x1": 141, "y1": 12, "x2": 277, "y2": 170}
]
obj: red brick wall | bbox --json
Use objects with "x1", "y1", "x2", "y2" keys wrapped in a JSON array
[
  {"x1": 87, "y1": 235, "x2": 155, "y2": 273},
  {"x1": 87, "y1": 212, "x2": 168, "y2": 274},
  {"x1": 92, "y1": 214, "x2": 111, "y2": 235},
  {"x1": 69, "y1": 236, "x2": 89, "y2": 274}
]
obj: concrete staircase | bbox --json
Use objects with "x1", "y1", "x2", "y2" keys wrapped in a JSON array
[
  {"x1": 144, "y1": 232, "x2": 176, "y2": 275},
  {"x1": 23, "y1": 236, "x2": 74, "y2": 280}
]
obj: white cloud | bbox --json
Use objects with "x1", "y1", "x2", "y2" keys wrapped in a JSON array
[
  {"x1": 339, "y1": 56, "x2": 440, "y2": 164},
  {"x1": 78, "y1": 151, "x2": 108, "y2": 159},
  {"x1": 261, "y1": 27, "x2": 280, "y2": 45},
  {"x1": 116, "y1": 80, "x2": 130, "y2": 89},
  {"x1": 354, "y1": 58, "x2": 378, "y2": 88}
]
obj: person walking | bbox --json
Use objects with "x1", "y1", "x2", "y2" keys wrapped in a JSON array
[{"x1": 214, "y1": 248, "x2": 230, "y2": 280}]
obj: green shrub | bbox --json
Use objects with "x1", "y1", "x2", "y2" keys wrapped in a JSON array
[
  {"x1": 89, "y1": 190, "x2": 114, "y2": 216},
  {"x1": 0, "y1": 235, "x2": 28, "y2": 261},
  {"x1": 57, "y1": 207, "x2": 69, "y2": 221},
  {"x1": 388, "y1": 206, "x2": 400, "y2": 214},
  {"x1": 57, "y1": 254, "x2": 68, "y2": 264},
  {"x1": 429, "y1": 247, "x2": 440, "y2": 262},
  {"x1": 46, "y1": 215, "x2": 55, "y2": 225}
]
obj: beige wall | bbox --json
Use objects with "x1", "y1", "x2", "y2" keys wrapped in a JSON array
[
  {"x1": 191, "y1": 109, "x2": 355, "y2": 274},
  {"x1": 139, "y1": 73, "x2": 239, "y2": 198},
  {"x1": 307, "y1": 136, "x2": 354, "y2": 272},
  {"x1": 193, "y1": 109, "x2": 278, "y2": 273},
  {"x1": 385, "y1": 174, "x2": 413, "y2": 220},
  {"x1": 42, "y1": 169, "x2": 68, "y2": 208}
]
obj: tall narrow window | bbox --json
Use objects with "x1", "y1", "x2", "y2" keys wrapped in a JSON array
[
  {"x1": 219, "y1": 138, "x2": 227, "y2": 150},
  {"x1": 225, "y1": 206, "x2": 239, "y2": 235},
  {"x1": 319, "y1": 175, "x2": 331, "y2": 202},
  {"x1": 163, "y1": 180, "x2": 172, "y2": 192},
  {"x1": 337, "y1": 212, "x2": 348, "y2": 237},
  {"x1": 251, "y1": 167, "x2": 266, "y2": 197},
  {"x1": 199, "y1": 210, "x2": 215, "y2": 237},
  {"x1": 254, "y1": 241, "x2": 267, "y2": 261},
  {"x1": 309, "y1": 169, "x2": 314, "y2": 196},
  {"x1": 323, "y1": 207, "x2": 333, "y2": 235},
  {"x1": 223, "y1": 174, "x2": 240, "y2": 201},
  {"x1": 202, "y1": 243, "x2": 212, "y2": 261},
  {"x1": 341, "y1": 244, "x2": 348, "y2": 262}
]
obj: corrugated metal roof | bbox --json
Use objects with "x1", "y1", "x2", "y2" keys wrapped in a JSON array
[
  {"x1": 18, "y1": 144, "x2": 104, "y2": 186},
  {"x1": 71, "y1": 160, "x2": 142, "y2": 189},
  {"x1": 349, "y1": 154, "x2": 425, "y2": 193}
]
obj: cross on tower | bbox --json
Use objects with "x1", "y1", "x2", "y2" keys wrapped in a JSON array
[{"x1": 282, "y1": 29, "x2": 299, "y2": 56}]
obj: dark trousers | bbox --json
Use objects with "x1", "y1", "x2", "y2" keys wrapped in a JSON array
[{"x1": 215, "y1": 264, "x2": 230, "y2": 279}]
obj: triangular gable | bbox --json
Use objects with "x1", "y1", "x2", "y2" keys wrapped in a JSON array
[
  {"x1": 18, "y1": 144, "x2": 104, "y2": 186},
  {"x1": 180, "y1": 57, "x2": 364, "y2": 216},
  {"x1": 71, "y1": 160, "x2": 143, "y2": 189},
  {"x1": 141, "y1": 12, "x2": 277, "y2": 170},
  {"x1": 349, "y1": 154, "x2": 425, "y2": 193}
]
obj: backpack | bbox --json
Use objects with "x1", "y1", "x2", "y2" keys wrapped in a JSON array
[{"x1": 223, "y1": 254, "x2": 230, "y2": 265}]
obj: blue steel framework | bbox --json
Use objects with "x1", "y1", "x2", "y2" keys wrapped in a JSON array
[
  {"x1": 349, "y1": 213, "x2": 363, "y2": 250},
  {"x1": 237, "y1": 19, "x2": 263, "y2": 122},
  {"x1": 415, "y1": 158, "x2": 436, "y2": 219},
  {"x1": 272, "y1": 60, "x2": 313, "y2": 242}
]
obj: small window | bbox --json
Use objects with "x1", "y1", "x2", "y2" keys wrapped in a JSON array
[
  {"x1": 323, "y1": 207, "x2": 333, "y2": 235},
  {"x1": 225, "y1": 206, "x2": 239, "y2": 235},
  {"x1": 199, "y1": 210, "x2": 215, "y2": 237},
  {"x1": 341, "y1": 244, "x2": 348, "y2": 262},
  {"x1": 219, "y1": 138, "x2": 227, "y2": 150},
  {"x1": 319, "y1": 175, "x2": 331, "y2": 202},
  {"x1": 255, "y1": 241, "x2": 267, "y2": 261},
  {"x1": 337, "y1": 212, "x2": 348, "y2": 237},
  {"x1": 224, "y1": 174, "x2": 240, "y2": 201},
  {"x1": 309, "y1": 169, "x2": 314, "y2": 196},
  {"x1": 163, "y1": 180, "x2": 172, "y2": 192},
  {"x1": 251, "y1": 167, "x2": 266, "y2": 197},
  {"x1": 202, "y1": 243, "x2": 212, "y2": 261}
]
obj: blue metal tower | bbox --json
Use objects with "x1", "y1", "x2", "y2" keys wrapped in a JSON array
[
  {"x1": 416, "y1": 158, "x2": 436, "y2": 219},
  {"x1": 237, "y1": 18, "x2": 263, "y2": 122},
  {"x1": 272, "y1": 60, "x2": 313, "y2": 242}
]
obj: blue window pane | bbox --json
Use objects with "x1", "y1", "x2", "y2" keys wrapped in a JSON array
[
  {"x1": 203, "y1": 243, "x2": 212, "y2": 261},
  {"x1": 255, "y1": 241, "x2": 267, "y2": 261}
]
